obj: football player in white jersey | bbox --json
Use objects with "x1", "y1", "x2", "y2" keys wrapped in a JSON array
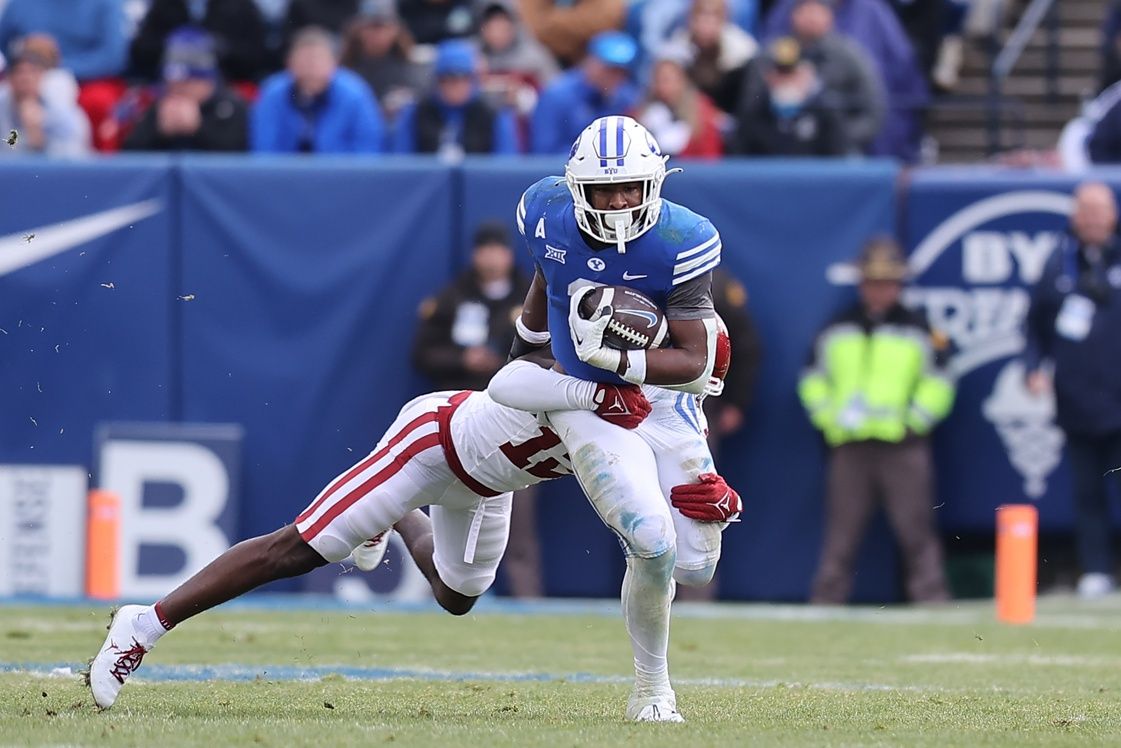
[
  {"x1": 511, "y1": 115, "x2": 734, "y2": 722},
  {"x1": 87, "y1": 348, "x2": 738, "y2": 712}
]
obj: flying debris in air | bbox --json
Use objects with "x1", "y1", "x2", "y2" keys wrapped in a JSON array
[
  {"x1": 6, "y1": 129, "x2": 17, "y2": 147},
  {"x1": 23, "y1": 233, "x2": 34, "y2": 242},
  {"x1": 178, "y1": 294, "x2": 196, "y2": 301},
  {"x1": 100, "y1": 282, "x2": 115, "y2": 289}
]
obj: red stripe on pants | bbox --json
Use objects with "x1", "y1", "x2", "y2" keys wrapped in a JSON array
[
  {"x1": 295, "y1": 411, "x2": 438, "y2": 524},
  {"x1": 298, "y1": 432, "x2": 442, "y2": 542}
]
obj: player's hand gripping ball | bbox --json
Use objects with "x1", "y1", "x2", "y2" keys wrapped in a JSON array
[{"x1": 576, "y1": 285, "x2": 669, "y2": 351}]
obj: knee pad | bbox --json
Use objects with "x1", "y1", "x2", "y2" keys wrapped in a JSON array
[{"x1": 674, "y1": 562, "x2": 716, "y2": 588}]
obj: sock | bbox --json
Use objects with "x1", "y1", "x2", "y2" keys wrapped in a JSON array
[
  {"x1": 133, "y1": 603, "x2": 172, "y2": 647},
  {"x1": 621, "y1": 552, "x2": 675, "y2": 697}
]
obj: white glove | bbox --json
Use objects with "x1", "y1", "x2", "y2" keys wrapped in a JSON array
[{"x1": 568, "y1": 285, "x2": 622, "y2": 372}]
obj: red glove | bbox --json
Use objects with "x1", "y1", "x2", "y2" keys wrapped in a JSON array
[
  {"x1": 670, "y1": 473, "x2": 741, "y2": 522},
  {"x1": 592, "y1": 383, "x2": 651, "y2": 429}
]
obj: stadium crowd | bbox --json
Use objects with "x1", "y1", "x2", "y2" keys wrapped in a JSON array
[{"x1": 0, "y1": 0, "x2": 979, "y2": 163}]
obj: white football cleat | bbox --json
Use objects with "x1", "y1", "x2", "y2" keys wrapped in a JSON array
[
  {"x1": 86, "y1": 605, "x2": 152, "y2": 710},
  {"x1": 351, "y1": 531, "x2": 389, "y2": 572},
  {"x1": 627, "y1": 688, "x2": 685, "y2": 723}
]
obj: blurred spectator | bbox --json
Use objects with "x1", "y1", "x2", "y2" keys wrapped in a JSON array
[
  {"x1": 664, "y1": 0, "x2": 757, "y2": 114},
  {"x1": 785, "y1": 0, "x2": 883, "y2": 152},
  {"x1": 399, "y1": 0, "x2": 475, "y2": 45},
  {"x1": 412, "y1": 222, "x2": 539, "y2": 597},
  {"x1": 1085, "y1": 83, "x2": 1121, "y2": 166},
  {"x1": 516, "y1": 0, "x2": 627, "y2": 66},
  {"x1": 412, "y1": 222, "x2": 530, "y2": 409},
  {"x1": 885, "y1": 0, "x2": 941, "y2": 84},
  {"x1": 130, "y1": 0, "x2": 269, "y2": 83},
  {"x1": 800, "y1": 237, "x2": 954, "y2": 605},
  {"x1": 1104, "y1": 1, "x2": 1121, "y2": 93},
  {"x1": 341, "y1": 0, "x2": 429, "y2": 122},
  {"x1": 531, "y1": 31, "x2": 640, "y2": 154},
  {"x1": 7, "y1": 34, "x2": 80, "y2": 112},
  {"x1": 251, "y1": 27, "x2": 385, "y2": 153},
  {"x1": 763, "y1": 0, "x2": 929, "y2": 162},
  {"x1": 392, "y1": 39, "x2": 517, "y2": 156},
  {"x1": 0, "y1": 0, "x2": 126, "y2": 81},
  {"x1": 634, "y1": 48, "x2": 725, "y2": 159},
  {"x1": 1024, "y1": 182, "x2": 1121, "y2": 600},
  {"x1": 285, "y1": 0, "x2": 362, "y2": 43},
  {"x1": 635, "y1": 0, "x2": 759, "y2": 70},
  {"x1": 477, "y1": 1, "x2": 559, "y2": 88},
  {"x1": 677, "y1": 267, "x2": 762, "y2": 602},
  {"x1": 123, "y1": 28, "x2": 248, "y2": 152},
  {"x1": 727, "y1": 37, "x2": 850, "y2": 156},
  {"x1": 0, "y1": 42, "x2": 91, "y2": 157}
]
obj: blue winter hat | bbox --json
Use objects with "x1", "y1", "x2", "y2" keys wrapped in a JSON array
[
  {"x1": 434, "y1": 39, "x2": 477, "y2": 77},
  {"x1": 162, "y1": 26, "x2": 218, "y2": 82},
  {"x1": 588, "y1": 31, "x2": 637, "y2": 68}
]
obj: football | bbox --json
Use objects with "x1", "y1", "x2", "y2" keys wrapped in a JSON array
[{"x1": 578, "y1": 285, "x2": 669, "y2": 350}]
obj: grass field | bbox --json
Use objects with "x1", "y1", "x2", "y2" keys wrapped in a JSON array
[{"x1": 3, "y1": 596, "x2": 1121, "y2": 746}]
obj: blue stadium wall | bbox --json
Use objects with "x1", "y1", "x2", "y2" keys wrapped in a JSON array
[{"x1": 0, "y1": 156, "x2": 1108, "y2": 602}]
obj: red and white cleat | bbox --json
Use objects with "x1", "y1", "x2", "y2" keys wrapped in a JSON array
[
  {"x1": 350, "y1": 531, "x2": 389, "y2": 572},
  {"x1": 86, "y1": 605, "x2": 152, "y2": 710}
]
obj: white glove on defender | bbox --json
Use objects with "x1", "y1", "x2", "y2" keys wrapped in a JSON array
[{"x1": 568, "y1": 286, "x2": 622, "y2": 372}]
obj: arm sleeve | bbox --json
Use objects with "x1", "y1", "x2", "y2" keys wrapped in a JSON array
[
  {"x1": 530, "y1": 87, "x2": 563, "y2": 154},
  {"x1": 63, "y1": 1, "x2": 127, "y2": 79},
  {"x1": 493, "y1": 109, "x2": 520, "y2": 154},
  {"x1": 351, "y1": 86, "x2": 385, "y2": 153},
  {"x1": 665, "y1": 272, "x2": 716, "y2": 321},
  {"x1": 797, "y1": 328, "x2": 833, "y2": 432},
  {"x1": 1023, "y1": 253, "x2": 1060, "y2": 370},
  {"x1": 907, "y1": 321, "x2": 956, "y2": 434},
  {"x1": 487, "y1": 360, "x2": 597, "y2": 412},
  {"x1": 121, "y1": 106, "x2": 163, "y2": 151},
  {"x1": 249, "y1": 87, "x2": 283, "y2": 152}
]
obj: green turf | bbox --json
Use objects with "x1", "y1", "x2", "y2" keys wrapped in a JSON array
[{"x1": 3, "y1": 597, "x2": 1121, "y2": 746}]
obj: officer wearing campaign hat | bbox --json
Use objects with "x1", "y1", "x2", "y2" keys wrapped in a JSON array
[{"x1": 799, "y1": 236, "x2": 955, "y2": 605}]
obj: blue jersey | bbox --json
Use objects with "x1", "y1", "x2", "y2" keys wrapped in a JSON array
[{"x1": 517, "y1": 176, "x2": 721, "y2": 384}]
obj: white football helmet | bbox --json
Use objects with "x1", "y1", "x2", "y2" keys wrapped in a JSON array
[{"x1": 565, "y1": 115, "x2": 669, "y2": 253}]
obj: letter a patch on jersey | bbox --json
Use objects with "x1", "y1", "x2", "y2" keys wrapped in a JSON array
[{"x1": 534, "y1": 217, "x2": 546, "y2": 239}]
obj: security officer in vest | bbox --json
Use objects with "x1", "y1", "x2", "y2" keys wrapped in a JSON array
[
  {"x1": 391, "y1": 38, "x2": 519, "y2": 157},
  {"x1": 1025, "y1": 181, "x2": 1121, "y2": 599},
  {"x1": 800, "y1": 237, "x2": 955, "y2": 604}
]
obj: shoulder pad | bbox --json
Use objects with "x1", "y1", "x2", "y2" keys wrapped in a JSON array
[
  {"x1": 671, "y1": 219, "x2": 721, "y2": 287},
  {"x1": 517, "y1": 176, "x2": 565, "y2": 237}
]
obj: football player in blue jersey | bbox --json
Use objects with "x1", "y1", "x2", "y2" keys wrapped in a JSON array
[{"x1": 510, "y1": 115, "x2": 737, "y2": 723}]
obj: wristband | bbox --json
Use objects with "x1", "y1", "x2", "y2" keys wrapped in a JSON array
[
  {"x1": 515, "y1": 316, "x2": 551, "y2": 345},
  {"x1": 621, "y1": 349, "x2": 647, "y2": 385}
]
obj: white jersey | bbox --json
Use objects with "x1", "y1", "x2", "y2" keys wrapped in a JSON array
[{"x1": 446, "y1": 390, "x2": 573, "y2": 494}]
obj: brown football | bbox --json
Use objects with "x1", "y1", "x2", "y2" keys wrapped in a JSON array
[{"x1": 578, "y1": 285, "x2": 669, "y2": 351}]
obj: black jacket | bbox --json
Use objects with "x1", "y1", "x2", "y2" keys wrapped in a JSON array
[
  {"x1": 412, "y1": 269, "x2": 532, "y2": 391},
  {"x1": 711, "y1": 268, "x2": 762, "y2": 412},
  {"x1": 122, "y1": 88, "x2": 249, "y2": 152},
  {"x1": 1025, "y1": 235, "x2": 1121, "y2": 436},
  {"x1": 730, "y1": 77, "x2": 851, "y2": 157},
  {"x1": 129, "y1": 0, "x2": 269, "y2": 82}
]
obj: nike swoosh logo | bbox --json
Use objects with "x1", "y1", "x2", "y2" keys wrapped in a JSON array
[
  {"x1": 622, "y1": 272, "x2": 647, "y2": 280},
  {"x1": 0, "y1": 199, "x2": 163, "y2": 277}
]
